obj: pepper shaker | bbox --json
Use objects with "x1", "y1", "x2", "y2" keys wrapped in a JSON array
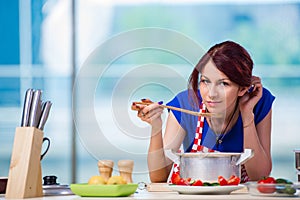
[
  {"x1": 118, "y1": 160, "x2": 134, "y2": 183},
  {"x1": 98, "y1": 160, "x2": 114, "y2": 182}
]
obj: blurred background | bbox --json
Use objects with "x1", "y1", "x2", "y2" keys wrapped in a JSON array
[{"x1": 1, "y1": 0, "x2": 300, "y2": 184}]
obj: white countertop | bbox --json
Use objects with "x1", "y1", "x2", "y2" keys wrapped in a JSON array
[{"x1": 1, "y1": 190, "x2": 300, "y2": 200}]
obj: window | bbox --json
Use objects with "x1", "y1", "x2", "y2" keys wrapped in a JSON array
[{"x1": 1, "y1": 0, "x2": 299, "y2": 184}]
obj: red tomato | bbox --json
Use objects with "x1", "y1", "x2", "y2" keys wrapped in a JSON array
[
  {"x1": 257, "y1": 177, "x2": 276, "y2": 193},
  {"x1": 171, "y1": 173, "x2": 181, "y2": 185},
  {"x1": 191, "y1": 179, "x2": 203, "y2": 186},
  {"x1": 264, "y1": 177, "x2": 276, "y2": 183},
  {"x1": 177, "y1": 178, "x2": 190, "y2": 185},
  {"x1": 185, "y1": 177, "x2": 192, "y2": 182},
  {"x1": 227, "y1": 175, "x2": 241, "y2": 185},
  {"x1": 218, "y1": 176, "x2": 228, "y2": 186}
]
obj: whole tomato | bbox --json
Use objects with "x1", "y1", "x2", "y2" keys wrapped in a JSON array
[{"x1": 257, "y1": 177, "x2": 276, "y2": 193}]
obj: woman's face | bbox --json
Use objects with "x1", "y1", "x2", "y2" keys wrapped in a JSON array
[{"x1": 199, "y1": 60, "x2": 245, "y2": 114}]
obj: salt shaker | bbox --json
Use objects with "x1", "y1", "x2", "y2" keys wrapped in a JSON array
[
  {"x1": 98, "y1": 160, "x2": 114, "y2": 181},
  {"x1": 118, "y1": 160, "x2": 134, "y2": 183}
]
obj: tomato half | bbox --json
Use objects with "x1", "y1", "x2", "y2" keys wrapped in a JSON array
[
  {"x1": 227, "y1": 175, "x2": 240, "y2": 185},
  {"x1": 218, "y1": 176, "x2": 228, "y2": 186},
  {"x1": 177, "y1": 178, "x2": 190, "y2": 185},
  {"x1": 171, "y1": 173, "x2": 181, "y2": 185},
  {"x1": 191, "y1": 179, "x2": 203, "y2": 186},
  {"x1": 185, "y1": 177, "x2": 192, "y2": 182}
]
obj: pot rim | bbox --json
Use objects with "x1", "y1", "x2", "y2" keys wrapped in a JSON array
[{"x1": 176, "y1": 152, "x2": 242, "y2": 158}]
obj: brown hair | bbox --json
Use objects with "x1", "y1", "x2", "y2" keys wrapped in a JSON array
[{"x1": 188, "y1": 41, "x2": 253, "y2": 102}]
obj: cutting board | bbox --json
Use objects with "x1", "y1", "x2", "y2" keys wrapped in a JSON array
[{"x1": 147, "y1": 183, "x2": 172, "y2": 192}]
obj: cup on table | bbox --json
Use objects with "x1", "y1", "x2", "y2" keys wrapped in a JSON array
[{"x1": 40, "y1": 137, "x2": 50, "y2": 160}]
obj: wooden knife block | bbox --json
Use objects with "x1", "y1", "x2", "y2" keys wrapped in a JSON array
[{"x1": 6, "y1": 127, "x2": 44, "y2": 198}]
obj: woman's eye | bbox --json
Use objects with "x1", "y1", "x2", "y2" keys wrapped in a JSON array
[
  {"x1": 220, "y1": 82, "x2": 229, "y2": 86},
  {"x1": 200, "y1": 79, "x2": 209, "y2": 84}
]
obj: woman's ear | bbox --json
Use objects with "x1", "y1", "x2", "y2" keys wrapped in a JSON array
[{"x1": 238, "y1": 86, "x2": 248, "y2": 97}]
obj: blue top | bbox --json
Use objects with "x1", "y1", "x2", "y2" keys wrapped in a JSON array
[{"x1": 166, "y1": 88, "x2": 275, "y2": 153}]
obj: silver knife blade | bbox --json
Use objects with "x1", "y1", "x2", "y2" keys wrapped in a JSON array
[
  {"x1": 38, "y1": 101, "x2": 52, "y2": 130},
  {"x1": 21, "y1": 88, "x2": 34, "y2": 126},
  {"x1": 29, "y1": 90, "x2": 42, "y2": 128}
]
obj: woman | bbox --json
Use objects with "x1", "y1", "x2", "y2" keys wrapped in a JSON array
[{"x1": 133, "y1": 41, "x2": 275, "y2": 183}]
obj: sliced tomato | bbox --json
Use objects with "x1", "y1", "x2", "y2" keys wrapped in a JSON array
[
  {"x1": 191, "y1": 179, "x2": 203, "y2": 186},
  {"x1": 218, "y1": 176, "x2": 228, "y2": 186},
  {"x1": 227, "y1": 175, "x2": 240, "y2": 185},
  {"x1": 177, "y1": 178, "x2": 190, "y2": 185},
  {"x1": 257, "y1": 177, "x2": 276, "y2": 193},
  {"x1": 185, "y1": 177, "x2": 192, "y2": 182},
  {"x1": 171, "y1": 173, "x2": 181, "y2": 185}
]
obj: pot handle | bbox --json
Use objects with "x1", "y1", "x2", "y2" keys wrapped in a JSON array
[
  {"x1": 164, "y1": 149, "x2": 180, "y2": 163},
  {"x1": 236, "y1": 149, "x2": 254, "y2": 165}
]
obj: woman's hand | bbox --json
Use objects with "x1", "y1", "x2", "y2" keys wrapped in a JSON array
[
  {"x1": 132, "y1": 99, "x2": 164, "y2": 127},
  {"x1": 239, "y1": 76, "x2": 263, "y2": 118}
]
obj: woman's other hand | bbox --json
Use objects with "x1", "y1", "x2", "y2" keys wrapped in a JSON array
[{"x1": 239, "y1": 76, "x2": 263, "y2": 116}]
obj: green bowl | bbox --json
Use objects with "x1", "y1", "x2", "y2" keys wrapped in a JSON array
[{"x1": 70, "y1": 183, "x2": 138, "y2": 197}]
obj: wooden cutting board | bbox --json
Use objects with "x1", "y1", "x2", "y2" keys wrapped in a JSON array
[{"x1": 147, "y1": 183, "x2": 172, "y2": 192}]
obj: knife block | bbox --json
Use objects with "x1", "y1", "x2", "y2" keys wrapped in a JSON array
[{"x1": 6, "y1": 127, "x2": 44, "y2": 198}]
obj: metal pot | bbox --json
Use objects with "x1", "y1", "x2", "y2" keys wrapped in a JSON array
[{"x1": 165, "y1": 149, "x2": 253, "y2": 182}]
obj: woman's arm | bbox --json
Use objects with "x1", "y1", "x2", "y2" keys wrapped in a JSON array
[
  {"x1": 239, "y1": 76, "x2": 273, "y2": 180},
  {"x1": 243, "y1": 110, "x2": 272, "y2": 180},
  {"x1": 148, "y1": 111, "x2": 186, "y2": 182},
  {"x1": 133, "y1": 101, "x2": 186, "y2": 182}
]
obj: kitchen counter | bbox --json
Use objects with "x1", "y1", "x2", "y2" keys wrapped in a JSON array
[{"x1": 1, "y1": 189, "x2": 300, "y2": 200}]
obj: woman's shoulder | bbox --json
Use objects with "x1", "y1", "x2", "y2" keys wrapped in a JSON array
[
  {"x1": 254, "y1": 87, "x2": 275, "y2": 123},
  {"x1": 175, "y1": 89, "x2": 190, "y2": 97},
  {"x1": 174, "y1": 89, "x2": 200, "y2": 100},
  {"x1": 167, "y1": 89, "x2": 199, "y2": 110},
  {"x1": 167, "y1": 90, "x2": 189, "y2": 106},
  {"x1": 261, "y1": 87, "x2": 276, "y2": 103}
]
